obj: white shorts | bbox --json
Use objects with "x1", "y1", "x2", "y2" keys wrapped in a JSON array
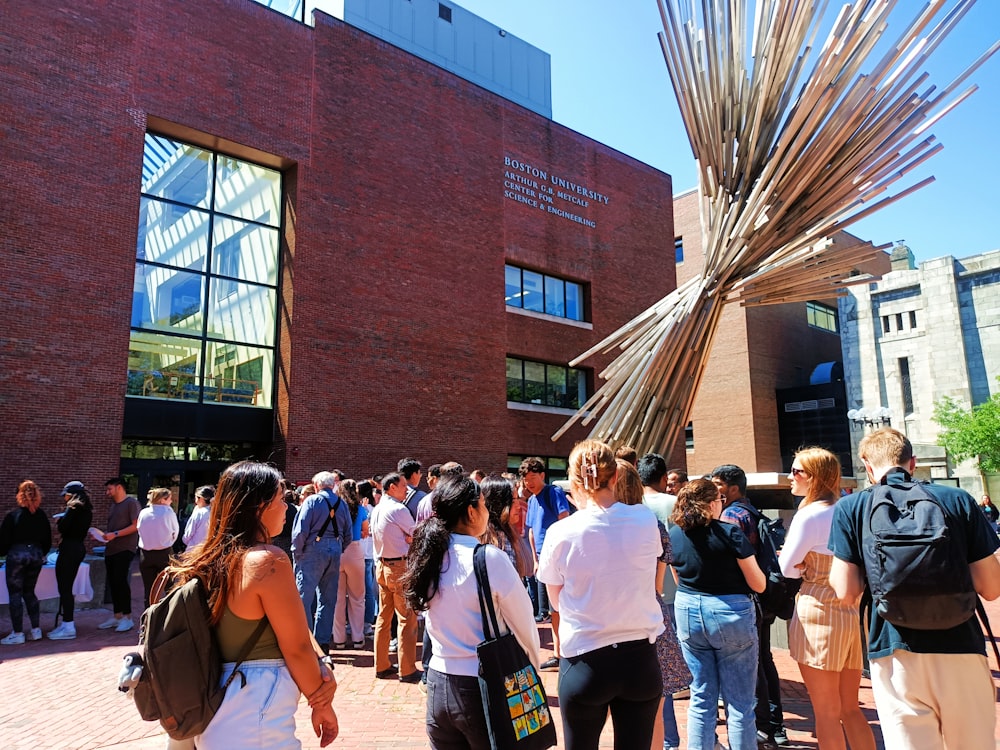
[{"x1": 196, "y1": 659, "x2": 301, "y2": 750}]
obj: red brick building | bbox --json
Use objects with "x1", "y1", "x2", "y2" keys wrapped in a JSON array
[{"x1": 2, "y1": 0, "x2": 674, "y2": 506}]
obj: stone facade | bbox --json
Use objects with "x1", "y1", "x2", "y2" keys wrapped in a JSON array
[{"x1": 840, "y1": 250, "x2": 1000, "y2": 495}]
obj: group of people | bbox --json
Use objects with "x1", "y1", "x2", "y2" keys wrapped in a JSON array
[{"x1": 3, "y1": 426, "x2": 999, "y2": 750}]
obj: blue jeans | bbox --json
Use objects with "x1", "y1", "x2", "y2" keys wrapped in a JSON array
[
  {"x1": 364, "y1": 557, "x2": 377, "y2": 625},
  {"x1": 674, "y1": 590, "x2": 759, "y2": 750},
  {"x1": 293, "y1": 538, "x2": 343, "y2": 645}
]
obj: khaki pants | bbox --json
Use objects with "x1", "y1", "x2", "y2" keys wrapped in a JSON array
[
  {"x1": 374, "y1": 558, "x2": 418, "y2": 675},
  {"x1": 870, "y1": 649, "x2": 996, "y2": 749}
]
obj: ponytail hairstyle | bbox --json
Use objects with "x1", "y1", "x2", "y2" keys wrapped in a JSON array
[
  {"x1": 403, "y1": 475, "x2": 482, "y2": 612},
  {"x1": 195, "y1": 485, "x2": 215, "y2": 505},
  {"x1": 357, "y1": 480, "x2": 375, "y2": 506},
  {"x1": 339, "y1": 478, "x2": 360, "y2": 523},
  {"x1": 568, "y1": 439, "x2": 617, "y2": 494},
  {"x1": 16, "y1": 480, "x2": 43, "y2": 513},
  {"x1": 147, "y1": 487, "x2": 172, "y2": 507},
  {"x1": 614, "y1": 459, "x2": 644, "y2": 506}
]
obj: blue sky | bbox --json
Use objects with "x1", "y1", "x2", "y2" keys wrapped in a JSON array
[{"x1": 456, "y1": 0, "x2": 1000, "y2": 262}]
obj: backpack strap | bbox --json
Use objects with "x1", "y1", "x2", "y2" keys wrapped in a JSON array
[
  {"x1": 219, "y1": 617, "x2": 270, "y2": 692},
  {"x1": 976, "y1": 599, "x2": 1000, "y2": 672}
]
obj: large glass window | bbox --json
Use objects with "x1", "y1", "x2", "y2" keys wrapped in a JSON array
[
  {"x1": 128, "y1": 133, "x2": 281, "y2": 408},
  {"x1": 506, "y1": 357, "x2": 587, "y2": 409},
  {"x1": 806, "y1": 301, "x2": 838, "y2": 333},
  {"x1": 505, "y1": 264, "x2": 585, "y2": 322}
]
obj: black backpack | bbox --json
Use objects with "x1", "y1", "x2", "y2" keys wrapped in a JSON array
[
  {"x1": 131, "y1": 576, "x2": 266, "y2": 739},
  {"x1": 861, "y1": 478, "x2": 978, "y2": 630},
  {"x1": 731, "y1": 501, "x2": 800, "y2": 620}
]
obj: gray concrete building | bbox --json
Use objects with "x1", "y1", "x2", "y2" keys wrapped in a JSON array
[{"x1": 840, "y1": 247, "x2": 1000, "y2": 495}]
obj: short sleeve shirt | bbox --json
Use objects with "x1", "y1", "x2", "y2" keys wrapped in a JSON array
[
  {"x1": 829, "y1": 470, "x2": 1000, "y2": 658},
  {"x1": 669, "y1": 520, "x2": 756, "y2": 595},
  {"x1": 525, "y1": 484, "x2": 571, "y2": 555}
]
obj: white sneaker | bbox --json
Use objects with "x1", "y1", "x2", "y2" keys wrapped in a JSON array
[
  {"x1": 48, "y1": 622, "x2": 77, "y2": 640},
  {"x1": 28, "y1": 627, "x2": 43, "y2": 641},
  {"x1": 1, "y1": 631, "x2": 26, "y2": 645},
  {"x1": 98, "y1": 616, "x2": 120, "y2": 629},
  {"x1": 115, "y1": 617, "x2": 134, "y2": 632}
]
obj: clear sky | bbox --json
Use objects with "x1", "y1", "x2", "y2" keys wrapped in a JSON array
[{"x1": 456, "y1": 0, "x2": 1000, "y2": 263}]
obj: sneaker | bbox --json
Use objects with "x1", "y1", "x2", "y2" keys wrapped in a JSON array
[
  {"x1": 399, "y1": 670, "x2": 423, "y2": 684},
  {"x1": 333, "y1": 642, "x2": 347, "y2": 650},
  {"x1": 28, "y1": 627, "x2": 43, "y2": 641},
  {"x1": 115, "y1": 617, "x2": 134, "y2": 632},
  {"x1": 364, "y1": 624, "x2": 374, "y2": 638},
  {"x1": 48, "y1": 622, "x2": 77, "y2": 640},
  {"x1": 1, "y1": 631, "x2": 25, "y2": 645},
  {"x1": 539, "y1": 656, "x2": 559, "y2": 671},
  {"x1": 534, "y1": 612, "x2": 551, "y2": 623},
  {"x1": 98, "y1": 616, "x2": 120, "y2": 629},
  {"x1": 352, "y1": 641, "x2": 365, "y2": 650},
  {"x1": 772, "y1": 727, "x2": 789, "y2": 746},
  {"x1": 389, "y1": 638, "x2": 398, "y2": 654},
  {"x1": 375, "y1": 666, "x2": 398, "y2": 679}
]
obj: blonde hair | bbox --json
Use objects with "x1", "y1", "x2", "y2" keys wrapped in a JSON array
[
  {"x1": 147, "y1": 487, "x2": 172, "y2": 506},
  {"x1": 614, "y1": 459, "x2": 644, "y2": 506},
  {"x1": 16, "y1": 480, "x2": 43, "y2": 513},
  {"x1": 858, "y1": 427, "x2": 912, "y2": 469},
  {"x1": 793, "y1": 447, "x2": 841, "y2": 506},
  {"x1": 568, "y1": 439, "x2": 617, "y2": 493}
]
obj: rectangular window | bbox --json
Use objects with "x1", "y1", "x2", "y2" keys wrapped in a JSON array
[
  {"x1": 675, "y1": 237, "x2": 684, "y2": 263},
  {"x1": 438, "y1": 3, "x2": 452, "y2": 22},
  {"x1": 129, "y1": 133, "x2": 281, "y2": 409},
  {"x1": 505, "y1": 263, "x2": 585, "y2": 322},
  {"x1": 899, "y1": 358, "x2": 914, "y2": 414},
  {"x1": 806, "y1": 301, "x2": 838, "y2": 333},
  {"x1": 895, "y1": 313, "x2": 904, "y2": 332},
  {"x1": 506, "y1": 356, "x2": 587, "y2": 409},
  {"x1": 882, "y1": 316, "x2": 891, "y2": 334},
  {"x1": 909, "y1": 310, "x2": 917, "y2": 329},
  {"x1": 685, "y1": 422, "x2": 694, "y2": 450}
]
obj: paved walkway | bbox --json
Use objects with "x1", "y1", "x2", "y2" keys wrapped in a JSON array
[{"x1": 3, "y1": 571, "x2": 1000, "y2": 749}]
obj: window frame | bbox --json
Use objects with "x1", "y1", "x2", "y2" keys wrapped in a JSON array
[
  {"x1": 504, "y1": 264, "x2": 586, "y2": 322},
  {"x1": 506, "y1": 356, "x2": 588, "y2": 410},
  {"x1": 806, "y1": 300, "x2": 839, "y2": 333}
]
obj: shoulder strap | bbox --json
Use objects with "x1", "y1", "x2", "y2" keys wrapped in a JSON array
[
  {"x1": 976, "y1": 599, "x2": 1000, "y2": 672},
  {"x1": 220, "y1": 615, "x2": 269, "y2": 692},
  {"x1": 473, "y1": 544, "x2": 502, "y2": 641},
  {"x1": 315, "y1": 492, "x2": 342, "y2": 541}
]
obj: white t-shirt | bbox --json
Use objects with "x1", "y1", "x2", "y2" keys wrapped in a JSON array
[
  {"x1": 537, "y1": 502, "x2": 664, "y2": 657},
  {"x1": 425, "y1": 534, "x2": 540, "y2": 676},
  {"x1": 183, "y1": 504, "x2": 211, "y2": 548},
  {"x1": 778, "y1": 500, "x2": 836, "y2": 579},
  {"x1": 137, "y1": 504, "x2": 179, "y2": 551}
]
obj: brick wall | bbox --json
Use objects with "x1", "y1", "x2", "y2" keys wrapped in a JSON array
[{"x1": 1, "y1": 0, "x2": 674, "y2": 510}]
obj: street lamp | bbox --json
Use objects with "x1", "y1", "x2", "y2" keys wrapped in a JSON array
[{"x1": 847, "y1": 406, "x2": 892, "y2": 429}]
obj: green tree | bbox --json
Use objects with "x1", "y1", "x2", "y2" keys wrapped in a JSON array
[{"x1": 933, "y1": 384, "x2": 1000, "y2": 474}]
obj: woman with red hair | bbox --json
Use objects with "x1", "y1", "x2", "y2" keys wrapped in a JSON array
[{"x1": 0, "y1": 481, "x2": 52, "y2": 645}]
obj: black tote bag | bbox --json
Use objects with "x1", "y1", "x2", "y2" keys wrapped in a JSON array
[{"x1": 473, "y1": 544, "x2": 557, "y2": 750}]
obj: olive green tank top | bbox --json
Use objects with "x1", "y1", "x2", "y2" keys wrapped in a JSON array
[{"x1": 216, "y1": 606, "x2": 282, "y2": 661}]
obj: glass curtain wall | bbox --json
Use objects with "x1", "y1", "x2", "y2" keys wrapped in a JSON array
[{"x1": 127, "y1": 134, "x2": 281, "y2": 408}]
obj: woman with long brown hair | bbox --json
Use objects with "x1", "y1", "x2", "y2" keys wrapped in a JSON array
[
  {"x1": 164, "y1": 461, "x2": 338, "y2": 748},
  {"x1": 780, "y1": 448, "x2": 875, "y2": 750},
  {"x1": 0, "y1": 481, "x2": 51, "y2": 644}
]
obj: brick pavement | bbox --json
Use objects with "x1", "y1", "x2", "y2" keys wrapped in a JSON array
[{"x1": 3, "y1": 569, "x2": 1000, "y2": 749}]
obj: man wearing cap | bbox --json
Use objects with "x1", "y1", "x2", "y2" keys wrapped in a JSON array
[{"x1": 101, "y1": 477, "x2": 141, "y2": 633}]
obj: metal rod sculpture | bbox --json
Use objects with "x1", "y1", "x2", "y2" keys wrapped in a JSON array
[{"x1": 554, "y1": 0, "x2": 997, "y2": 457}]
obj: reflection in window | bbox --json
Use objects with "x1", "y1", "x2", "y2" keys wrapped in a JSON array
[
  {"x1": 128, "y1": 133, "x2": 281, "y2": 408},
  {"x1": 505, "y1": 264, "x2": 585, "y2": 322},
  {"x1": 506, "y1": 356, "x2": 587, "y2": 409},
  {"x1": 806, "y1": 300, "x2": 838, "y2": 333},
  {"x1": 506, "y1": 455, "x2": 569, "y2": 481}
]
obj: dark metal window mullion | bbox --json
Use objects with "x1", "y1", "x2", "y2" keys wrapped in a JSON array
[{"x1": 198, "y1": 152, "x2": 219, "y2": 405}]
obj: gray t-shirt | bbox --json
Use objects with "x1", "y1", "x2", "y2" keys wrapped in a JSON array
[
  {"x1": 644, "y1": 491, "x2": 677, "y2": 603},
  {"x1": 106, "y1": 496, "x2": 141, "y2": 555}
]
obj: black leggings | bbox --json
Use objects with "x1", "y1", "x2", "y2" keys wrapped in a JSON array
[
  {"x1": 55, "y1": 541, "x2": 86, "y2": 623},
  {"x1": 139, "y1": 547, "x2": 171, "y2": 609},
  {"x1": 558, "y1": 638, "x2": 662, "y2": 750},
  {"x1": 106, "y1": 549, "x2": 135, "y2": 616},
  {"x1": 5, "y1": 544, "x2": 44, "y2": 631}
]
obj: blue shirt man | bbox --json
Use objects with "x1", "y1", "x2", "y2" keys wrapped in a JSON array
[{"x1": 291, "y1": 471, "x2": 353, "y2": 651}]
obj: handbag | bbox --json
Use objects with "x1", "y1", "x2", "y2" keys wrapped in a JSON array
[{"x1": 473, "y1": 544, "x2": 557, "y2": 750}]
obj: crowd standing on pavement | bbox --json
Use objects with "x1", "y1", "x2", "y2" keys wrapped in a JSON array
[{"x1": 4, "y1": 427, "x2": 1000, "y2": 750}]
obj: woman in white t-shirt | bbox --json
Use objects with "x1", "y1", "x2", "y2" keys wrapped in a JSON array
[
  {"x1": 536, "y1": 439, "x2": 665, "y2": 750},
  {"x1": 402, "y1": 475, "x2": 539, "y2": 749},
  {"x1": 779, "y1": 448, "x2": 875, "y2": 750},
  {"x1": 182, "y1": 485, "x2": 214, "y2": 551}
]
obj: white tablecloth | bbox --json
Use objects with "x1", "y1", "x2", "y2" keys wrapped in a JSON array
[{"x1": 0, "y1": 562, "x2": 93, "y2": 604}]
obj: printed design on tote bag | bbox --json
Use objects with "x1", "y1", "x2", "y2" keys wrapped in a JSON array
[{"x1": 503, "y1": 666, "x2": 551, "y2": 738}]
